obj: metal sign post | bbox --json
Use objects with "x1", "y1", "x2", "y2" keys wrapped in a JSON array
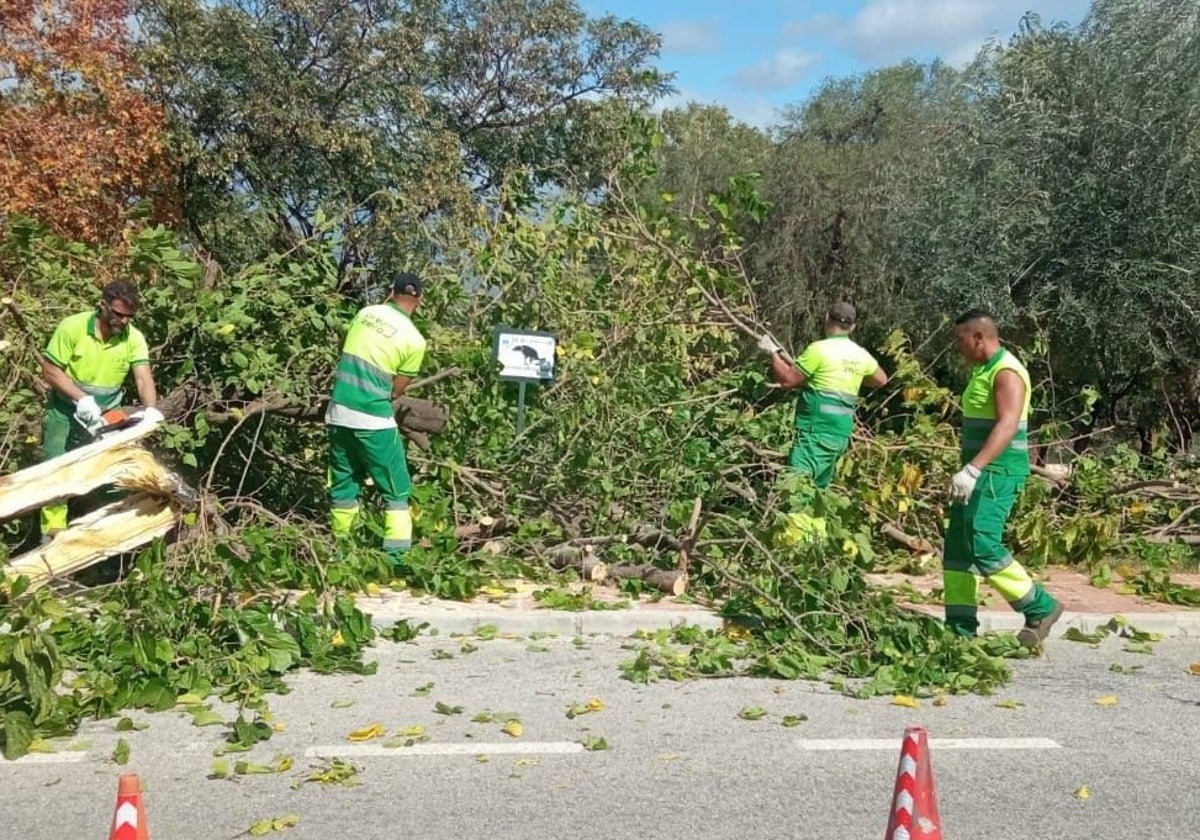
[{"x1": 493, "y1": 326, "x2": 557, "y2": 434}]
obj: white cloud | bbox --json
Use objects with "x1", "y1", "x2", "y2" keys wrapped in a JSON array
[
  {"x1": 787, "y1": 0, "x2": 1090, "y2": 68},
  {"x1": 659, "y1": 19, "x2": 721, "y2": 55},
  {"x1": 734, "y1": 48, "x2": 820, "y2": 91}
]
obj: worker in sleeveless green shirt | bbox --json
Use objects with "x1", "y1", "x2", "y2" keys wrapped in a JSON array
[
  {"x1": 759, "y1": 302, "x2": 888, "y2": 542},
  {"x1": 39, "y1": 280, "x2": 163, "y2": 540},
  {"x1": 326, "y1": 272, "x2": 427, "y2": 565},
  {"x1": 944, "y1": 309, "x2": 1063, "y2": 649}
]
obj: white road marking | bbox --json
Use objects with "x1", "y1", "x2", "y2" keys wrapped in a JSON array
[
  {"x1": 795, "y1": 737, "x2": 1061, "y2": 751},
  {"x1": 0, "y1": 752, "x2": 88, "y2": 765},
  {"x1": 306, "y1": 741, "x2": 586, "y2": 758}
]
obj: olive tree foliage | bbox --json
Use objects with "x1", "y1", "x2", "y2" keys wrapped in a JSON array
[
  {"x1": 633, "y1": 104, "x2": 772, "y2": 218},
  {"x1": 891, "y1": 2, "x2": 1200, "y2": 446},
  {"x1": 133, "y1": 0, "x2": 670, "y2": 280},
  {"x1": 735, "y1": 61, "x2": 971, "y2": 355}
]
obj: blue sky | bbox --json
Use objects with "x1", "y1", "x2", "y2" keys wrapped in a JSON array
[{"x1": 579, "y1": 0, "x2": 1092, "y2": 128}]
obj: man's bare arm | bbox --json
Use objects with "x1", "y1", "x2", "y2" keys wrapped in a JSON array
[
  {"x1": 41, "y1": 357, "x2": 86, "y2": 402},
  {"x1": 132, "y1": 364, "x2": 158, "y2": 408},
  {"x1": 768, "y1": 351, "x2": 807, "y2": 390},
  {"x1": 864, "y1": 365, "x2": 888, "y2": 389}
]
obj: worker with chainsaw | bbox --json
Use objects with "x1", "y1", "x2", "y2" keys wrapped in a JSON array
[
  {"x1": 39, "y1": 280, "x2": 163, "y2": 540},
  {"x1": 758, "y1": 301, "x2": 888, "y2": 542},
  {"x1": 325, "y1": 272, "x2": 426, "y2": 567},
  {"x1": 942, "y1": 309, "x2": 1063, "y2": 649}
]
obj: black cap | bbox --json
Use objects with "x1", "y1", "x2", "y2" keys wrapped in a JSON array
[
  {"x1": 827, "y1": 301, "x2": 856, "y2": 326},
  {"x1": 392, "y1": 272, "x2": 423, "y2": 297}
]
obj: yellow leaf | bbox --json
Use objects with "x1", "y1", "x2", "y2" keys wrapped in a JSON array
[
  {"x1": 395, "y1": 725, "x2": 425, "y2": 738},
  {"x1": 1094, "y1": 695, "x2": 1118, "y2": 707},
  {"x1": 347, "y1": 722, "x2": 386, "y2": 742},
  {"x1": 365, "y1": 582, "x2": 382, "y2": 597},
  {"x1": 332, "y1": 631, "x2": 346, "y2": 647},
  {"x1": 514, "y1": 758, "x2": 539, "y2": 767},
  {"x1": 586, "y1": 698, "x2": 605, "y2": 712},
  {"x1": 1187, "y1": 663, "x2": 1200, "y2": 676},
  {"x1": 1074, "y1": 785, "x2": 1090, "y2": 801},
  {"x1": 995, "y1": 699, "x2": 1023, "y2": 709},
  {"x1": 501, "y1": 720, "x2": 524, "y2": 738},
  {"x1": 891, "y1": 695, "x2": 919, "y2": 708},
  {"x1": 933, "y1": 694, "x2": 948, "y2": 707}
]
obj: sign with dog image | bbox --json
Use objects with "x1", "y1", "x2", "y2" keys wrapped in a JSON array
[{"x1": 493, "y1": 327, "x2": 557, "y2": 383}]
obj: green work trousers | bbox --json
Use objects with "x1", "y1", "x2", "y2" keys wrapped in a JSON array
[
  {"x1": 779, "y1": 427, "x2": 849, "y2": 545},
  {"x1": 942, "y1": 469, "x2": 1059, "y2": 637},
  {"x1": 327, "y1": 424, "x2": 413, "y2": 561},
  {"x1": 39, "y1": 399, "x2": 113, "y2": 537},
  {"x1": 787, "y1": 427, "x2": 849, "y2": 490}
]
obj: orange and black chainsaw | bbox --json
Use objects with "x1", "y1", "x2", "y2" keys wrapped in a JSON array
[{"x1": 90, "y1": 406, "x2": 146, "y2": 438}]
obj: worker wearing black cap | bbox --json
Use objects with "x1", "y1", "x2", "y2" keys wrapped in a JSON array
[
  {"x1": 759, "y1": 302, "x2": 888, "y2": 543},
  {"x1": 325, "y1": 272, "x2": 426, "y2": 566}
]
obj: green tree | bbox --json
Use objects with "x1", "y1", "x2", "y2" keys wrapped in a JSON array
[{"x1": 134, "y1": 0, "x2": 669, "y2": 277}]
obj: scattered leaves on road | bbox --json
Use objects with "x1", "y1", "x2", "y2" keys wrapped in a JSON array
[
  {"x1": 115, "y1": 717, "x2": 149, "y2": 732},
  {"x1": 293, "y1": 758, "x2": 360, "y2": 788},
  {"x1": 112, "y1": 738, "x2": 129, "y2": 765},
  {"x1": 581, "y1": 735, "x2": 609, "y2": 751},
  {"x1": 566, "y1": 698, "x2": 606, "y2": 719},
  {"x1": 248, "y1": 815, "x2": 299, "y2": 835},
  {"x1": 1188, "y1": 663, "x2": 1200, "y2": 676},
  {"x1": 347, "y1": 722, "x2": 386, "y2": 742},
  {"x1": 1074, "y1": 785, "x2": 1091, "y2": 801},
  {"x1": 190, "y1": 707, "x2": 224, "y2": 727},
  {"x1": 781, "y1": 714, "x2": 808, "y2": 727},
  {"x1": 434, "y1": 701, "x2": 464, "y2": 716},
  {"x1": 891, "y1": 695, "x2": 919, "y2": 708},
  {"x1": 411, "y1": 682, "x2": 434, "y2": 696},
  {"x1": 330, "y1": 699, "x2": 355, "y2": 709},
  {"x1": 501, "y1": 720, "x2": 524, "y2": 738},
  {"x1": 738, "y1": 706, "x2": 768, "y2": 720},
  {"x1": 1093, "y1": 695, "x2": 1119, "y2": 707},
  {"x1": 995, "y1": 699, "x2": 1024, "y2": 710}
]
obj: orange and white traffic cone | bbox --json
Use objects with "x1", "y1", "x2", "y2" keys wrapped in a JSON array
[
  {"x1": 108, "y1": 773, "x2": 150, "y2": 840},
  {"x1": 884, "y1": 726, "x2": 943, "y2": 840}
]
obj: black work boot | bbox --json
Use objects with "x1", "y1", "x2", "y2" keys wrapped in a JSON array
[{"x1": 1016, "y1": 600, "x2": 1065, "y2": 650}]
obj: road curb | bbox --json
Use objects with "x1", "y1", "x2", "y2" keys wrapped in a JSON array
[
  {"x1": 355, "y1": 592, "x2": 1200, "y2": 640},
  {"x1": 974, "y1": 609, "x2": 1200, "y2": 638},
  {"x1": 356, "y1": 591, "x2": 724, "y2": 637}
]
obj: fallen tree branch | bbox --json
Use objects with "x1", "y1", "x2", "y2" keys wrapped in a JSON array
[
  {"x1": 880, "y1": 523, "x2": 936, "y2": 555},
  {"x1": 545, "y1": 545, "x2": 608, "y2": 582},
  {"x1": 607, "y1": 563, "x2": 687, "y2": 596}
]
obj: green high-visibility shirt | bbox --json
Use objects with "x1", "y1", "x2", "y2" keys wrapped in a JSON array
[
  {"x1": 43, "y1": 311, "x2": 150, "y2": 411},
  {"x1": 326, "y1": 301, "x2": 426, "y2": 430},
  {"x1": 792, "y1": 334, "x2": 879, "y2": 438},
  {"x1": 960, "y1": 347, "x2": 1031, "y2": 475}
]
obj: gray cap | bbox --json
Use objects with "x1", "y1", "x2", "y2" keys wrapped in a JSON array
[{"x1": 827, "y1": 301, "x2": 856, "y2": 326}]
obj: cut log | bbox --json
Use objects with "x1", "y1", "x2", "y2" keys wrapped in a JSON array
[
  {"x1": 0, "y1": 417, "x2": 195, "y2": 519},
  {"x1": 880, "y1": 523, "x2": 935, "y2": 556},
  {"x1": 3, "y1": 493, "x2": 178, "y2": 591},
  {"x1": 546, "y1": 545, "x2": 608, "y2": 582},
  {"x1": 607, "y1": 563, "x2": 687, "y2": 596}
]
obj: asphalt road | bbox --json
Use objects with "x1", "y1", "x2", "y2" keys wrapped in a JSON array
[{"x1": 5, "y1": 630, "x2": 1199, "y2": 840}]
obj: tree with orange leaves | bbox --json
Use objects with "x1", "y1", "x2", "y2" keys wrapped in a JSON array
[{"x1": 0, "y1": 0, "x2": 177, "y2": 244}]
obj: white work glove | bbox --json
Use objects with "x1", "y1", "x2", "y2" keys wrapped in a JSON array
[
  {"x1": 757, "y1": 333, "x2": 783, "y2": 355},
  {"x1": 141, "y1": 406, "x2": 164, "y2": 425},
  {"x1": 949, "y1": 464, "x2": 981, "y2": 504},
  {"x1": 73, "y1": 395, "x2": 103, "y2": 432}
]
